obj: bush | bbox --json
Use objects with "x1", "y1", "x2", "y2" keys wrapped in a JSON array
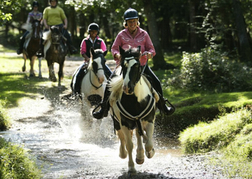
[
  {"x1": 0, "y1": 137, "x2": 41, "y2": 179},
  {"x1": 170, "y1": 48, "x2": 252, "y2": 92},
  {"x1": 0, "y1": 100, "x2": 10, "y2": 131}
]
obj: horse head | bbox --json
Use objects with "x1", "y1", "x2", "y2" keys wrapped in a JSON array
[
  {"x1": 30, "y1": 17, "x2": 41, "y2": 39},
  {"x1": 120, "y1": 46, "x2": 142, "y2": 95},
  {"x1": 50, "y1": 26, "x2": 63, "y2": 44},
  {"x1": 89, "y1": 48, "x2": 107, "y2": 84}
]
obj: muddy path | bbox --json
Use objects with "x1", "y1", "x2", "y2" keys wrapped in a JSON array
[{"x1": 0, "y1": 54, "x2": 226, "y2": 179}]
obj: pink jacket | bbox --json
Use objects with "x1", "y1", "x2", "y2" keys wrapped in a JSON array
[{"x1": 111, "y1": 27, "x2": 156, "y2": 66}]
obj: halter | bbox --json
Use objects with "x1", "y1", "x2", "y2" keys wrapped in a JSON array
[{"x1": 89, "y1": 67, "x2": 104, "y2": 90}]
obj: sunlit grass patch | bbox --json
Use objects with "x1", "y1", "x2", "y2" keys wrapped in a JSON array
[
  {"x1": 179, "y1": 109, "x2": 252, "y2": 154},
  {"x1": 180, "y1": 108, "x2": 252, "y2": 178}
]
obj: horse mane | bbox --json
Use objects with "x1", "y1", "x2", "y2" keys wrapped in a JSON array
[
  {"x1": 109, "y1": 74, "x2": 123, "y2": 101},
  {"x1": 43, "y1": 30, "x2": 52, "y2": 41}
]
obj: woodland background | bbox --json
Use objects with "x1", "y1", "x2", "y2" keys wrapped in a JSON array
[{"x1": 1, "y1": 0, "x2": 252, "y2": 70}]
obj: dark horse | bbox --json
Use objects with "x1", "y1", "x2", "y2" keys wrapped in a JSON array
[
  {"x1": 22, "y1": 18, "x2": 42, "y2": 77},
  {"x1": 43, "y1": 26, "x2": 68, "y2": 86},
  {"x1": 108, "y1": 46, "x2": 159, "y2": 173}
]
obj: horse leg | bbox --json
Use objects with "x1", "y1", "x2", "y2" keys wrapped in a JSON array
[
  {"x1": 29, "y1": 56, "x2": 36, "y2": 77},
  {"x1": 38, "y1": 57, "x2": 42, "y2": 78},
  {"x1": 135, "y1": 128, "x2": 145, "y2": 164},
  {"x1": 117, "y1": 129, "x2": 127, "y2": 159},
  {"x1": 122, "y1": 126, "x2": 136, "y2": 173},
  {"x1": 143, "y1": 121, "x2": 155, "y2": 159},
  {"x1": 48, "y1": 63, "x2": 57, "y2": 82},
  {"x1": 58, "y1": 62, "x2": 64, "y2": 87},
  {"x1": 22, "y1": 54, "x2": 27, "y2": 72}
]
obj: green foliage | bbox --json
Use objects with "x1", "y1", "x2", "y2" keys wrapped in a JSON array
[
  {"x1": 0, "y1": 138, "x2": 41, "y2": 179},
  {"x1": 170, "y1": 48, "x2": 252, "y2": 92},
  {"x1": 0, "y1": 100, "x2": 11, "y2": 131},
  {"x1": 179, "y1": 108, "x2": 252, "y2": 154}
]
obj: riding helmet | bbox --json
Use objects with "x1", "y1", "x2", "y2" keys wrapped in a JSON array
[
  {"x1": 124, "y1": 8, "x2": 139, "y2": 20},
  {"x1": 32, "y1": 1, "x2": 39, "y2": 7},
  {"x1": 88, "y1": 23, "x2": 100, "y2": 35}
]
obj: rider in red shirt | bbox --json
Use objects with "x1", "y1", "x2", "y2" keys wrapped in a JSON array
[{"x1": 93, "y1": 8, "x2": 175, "y2": 119}]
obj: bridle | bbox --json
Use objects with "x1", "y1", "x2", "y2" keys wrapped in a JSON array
[
  {"x1": 89, "y1": 67, "x2": 104, "y2": 90},
  {"x1": 89, "y1": 55, "x2": 106, "y2": 90}
]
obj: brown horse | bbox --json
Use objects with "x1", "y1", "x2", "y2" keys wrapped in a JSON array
[
  {"x1": 22, "y1": 18, "x2": 42, "y2": 77},
  {"x1": 43, "y1": 26, "x2": 68, "y2": 87}
]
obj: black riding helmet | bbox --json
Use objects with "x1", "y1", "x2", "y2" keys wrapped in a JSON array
[
  {"x1": 124, "y1": 8, "x2": 139, "y2": 20},
  {"x1": 32, "y1": 1, "x2": 39, "y2": 7},
  {"x1": 88, "y1": 23, "x2": 100, "y2": 35}
]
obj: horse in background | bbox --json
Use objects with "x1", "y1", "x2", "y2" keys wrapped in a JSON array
[
  {"x1": 109, "y1": 46, "x2": 159, "y2": 173},
  {"x1": 43, "y1": 25, "x2": 68, "y2": 87},
  {"x1": 69, "y1": 48, "x2": 107, "y2": 115},
  {"x1": 22, "y1": 17, "x2": 42, "y2": 77}
]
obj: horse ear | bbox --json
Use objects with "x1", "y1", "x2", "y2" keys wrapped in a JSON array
[
  {"x1": 90, "y1": 47, "x2": 95, "y2": 56},
  {"x1": 103, "y1": 50, "x2": 107, "y2": 57}
]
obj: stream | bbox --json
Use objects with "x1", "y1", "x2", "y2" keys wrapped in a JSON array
[{"x1": 0, "y1": 55, "x2": 227, "y2": 179}]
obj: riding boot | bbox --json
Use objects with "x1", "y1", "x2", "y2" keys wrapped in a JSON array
[
  {"x1": 157, "y1": 93, "x2": 175, "y2": 116},
  {"x1": 92, "y1": 86, "x2": 110, "y2": 119}
]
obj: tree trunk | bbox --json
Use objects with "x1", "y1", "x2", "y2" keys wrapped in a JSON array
[
  {"x1": 188, "y1": 0, "x2": 197, "y2": 51},
  {"x1": 68, "y1": 6, "x2": 76, "y2": 37},
  {"x1": 143, "y1": 0, "x2": 167, "y2": 70},
  {"x1": 232, "y1": 0, "x2": 252, "y2": 62}
]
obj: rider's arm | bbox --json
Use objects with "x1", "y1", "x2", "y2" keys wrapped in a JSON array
[
  {"x1": 80, "y1": 39, "x2": 89, "y2": 62},
  {"x1": 100, "y1": 39, "x2": 107, "y2": 52},
  {"x1": 43, "y1": 19, "x2": 49, "y2": 29},
  {"x1": 63, "y1": 18, "x2": 67, "y2": 29}
]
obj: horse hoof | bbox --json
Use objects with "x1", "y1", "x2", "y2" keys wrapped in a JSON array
[
  {"x1": 146, "y1": 148, "x2": 155, "y2": 159},
  {"x1": 29, "y1": 74, "x2": 35, "y2": 77},
  {"x1": 22, "y1": 67, "x2": 26, "y2": 72},
  {"x1": 128, "y1": 167, "x2": 136, "y2": 174},
  {"x1": 136, "y1": 158, "x2": 144, "y2": 164}
]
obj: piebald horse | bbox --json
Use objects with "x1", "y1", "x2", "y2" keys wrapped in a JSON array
[
  {"x1": 80, "y1": 49, "x2": 107, "y2": 110},
  {"x1": 22, "y1": 17, "x2": 42, "y2": 77},
  {"x1": 109, "y1": 46, "x2": 159, "y2": 173}
]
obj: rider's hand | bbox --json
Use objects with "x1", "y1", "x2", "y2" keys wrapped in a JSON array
[
  {"x1": 63, "y1": 24, "x2": 67, "y2": 29},
  {"x1": 147, "y1": 52, "x2": 153, "y2": 59}
]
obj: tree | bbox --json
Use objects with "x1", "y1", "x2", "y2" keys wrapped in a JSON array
[{"x1": 232, "y1": 0, "x2": 252, "y2": 62}]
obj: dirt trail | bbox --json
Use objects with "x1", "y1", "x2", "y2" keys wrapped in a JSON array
[{"x1": 0, "y1": 54, "x2": 228, "y2": 179}]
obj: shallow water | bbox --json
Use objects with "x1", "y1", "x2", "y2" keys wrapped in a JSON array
[{"x1": 0, "y1": 92, "x2": 226, "y2": 179}]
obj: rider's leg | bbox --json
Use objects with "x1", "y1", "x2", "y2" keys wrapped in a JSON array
[
  {"x1": 72, "y1": 62, "x2": 88, "y2": 95},
  {"x1": 144, "y1": 66, "x2": 175, "y2": 116},
  {"x1": 17, "y1": 31, "x2": 29, "y2": 55},
  {"x1": 63, "y1": 30, "x2": 77, "y2": 54},
  {"x1": 92, "y1": 83, "x2": 110, "y2": 119}
]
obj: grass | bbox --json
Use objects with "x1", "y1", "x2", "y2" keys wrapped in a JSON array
[
  {"x1": 179, "y1": 108, "x2": 252, "y2": 178},
  {"x1": 0, "y1": 138, "x2": 41, "y2": 179},
  {"x1": 1, "y1": 43, "x2": 252, "y2": 178}
]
